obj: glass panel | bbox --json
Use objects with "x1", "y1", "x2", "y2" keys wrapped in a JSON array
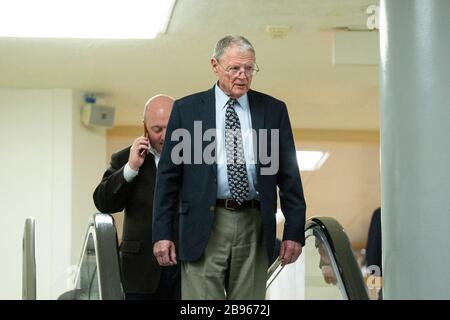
[
  {"x1": 266, "y1": 255, "x2": 305, "y2": 299},
  {"x1": 77, "y1": 233, "x2": 100, "y2": 300},
  {"x1": 58, "y1": 214, "x2": 123, "y2": 300},
  {"x1": 266, "y1": 227, "x2": 347, "y2": 299},
  {"x1": 304, "y1": 228, "x2": 344, "y2": 299}
]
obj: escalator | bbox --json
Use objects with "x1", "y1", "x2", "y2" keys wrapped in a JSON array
[
  {"x1": 266, "y1": 217, "x2": 369, "y2": 300},
  {"x1": 23, "y1": 214, "x2": 368, "y2": 300},
  {"x1": 60, "y1": 214, "x2": 124, "y2": 300}
]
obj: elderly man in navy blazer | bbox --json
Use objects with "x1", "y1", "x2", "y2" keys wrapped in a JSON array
[{"x1": 152, "y1": 35, "x2": 306, "y2": 300}]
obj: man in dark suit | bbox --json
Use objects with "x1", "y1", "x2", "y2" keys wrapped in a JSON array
[
  {"x1": 366, "y1": 207, "x2": 382, "y2": 299},
  {"x1": 93, "y1": 94, "x2": 179, "y2": 300},
  {"x1": 152, "y1": 35, "x2": 306, "y2": 300},
  {"x1": 366, "y1": 207, "x2": 382, "y2": 274}
]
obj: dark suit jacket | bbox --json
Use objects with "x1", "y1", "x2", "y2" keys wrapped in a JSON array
[
  {"x1": 93, "y1": 147, "x2": 162, "y2": 294},
  {"x1": 366, "y1": 207, "x2": 382, "y2": 275},
  {"x1": 153, "y1": 87, "x2": 306, "y2": 263}
]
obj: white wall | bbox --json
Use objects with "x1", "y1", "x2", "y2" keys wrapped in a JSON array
[{"x1": 0, "y1": 88, "x2": 106, "y2": 299}]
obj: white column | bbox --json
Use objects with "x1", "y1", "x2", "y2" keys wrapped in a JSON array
[{"x1": 380, "y1": 0, "x2": 450, "y2": 299}]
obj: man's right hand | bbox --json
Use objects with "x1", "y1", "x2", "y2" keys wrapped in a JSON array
[
  {"x1": 128, "y1": 136, "x2": 150, "y2": 171},
  {"x1": 153, "y1": 240, "x2": 177, "y2": 266}
]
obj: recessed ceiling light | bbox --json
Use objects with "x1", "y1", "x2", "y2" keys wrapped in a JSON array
[
  {"x1": 296, "y1": 151, "x2": 329, "y2": 171},
  {"x1": 0, "y1": 0, "x2": 176, "y2": 39}
]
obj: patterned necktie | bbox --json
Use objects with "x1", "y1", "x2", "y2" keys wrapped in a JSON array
[{"x1": 225, "y1": 98, "x2": 249, "y2": 205}]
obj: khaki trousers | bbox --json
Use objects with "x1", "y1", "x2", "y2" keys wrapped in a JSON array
[{"x1": 181, "y1": 207, "x2": 268, "y2": 300}]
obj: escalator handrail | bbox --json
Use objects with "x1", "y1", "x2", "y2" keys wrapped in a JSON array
[
  {"x1": 306, "y1": 217, "x2": 368, "y2": 300},
  {"x1": 71, "y1": 213, "x2": 124, "y2": 300},
  {"x1": 266, "y1": 216, "x2": 369, "y2": 300},
  {"x1": 22, "y1": 217, "x2": 36, "y2": 300}
]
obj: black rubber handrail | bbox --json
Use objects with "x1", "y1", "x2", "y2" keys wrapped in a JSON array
[
  {"x1": 93, "y1": 214, "x2": 124, "y2": 299},
  {"x1": 64, "y1": 213, "x2": 124, "y2": 300},
  {"x1": 267, "y1": 216, "x2": 369, "y2": 300},
  {"x1": 307, "y1": 217, "x2": 368, "y2": 300}
]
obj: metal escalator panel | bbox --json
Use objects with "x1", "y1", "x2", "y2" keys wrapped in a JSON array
[
  {"x1": 22, "y1": 216, "x2": 36, "y2": 300},
  {"x1": 266, "y1": 217, "x2": 368, "y2": 300}
]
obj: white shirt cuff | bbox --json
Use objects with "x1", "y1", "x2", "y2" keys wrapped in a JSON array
[{"x1": 123, "y1": 162, "x2": 139, "y2": 182}]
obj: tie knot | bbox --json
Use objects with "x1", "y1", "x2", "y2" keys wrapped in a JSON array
[{"x1": 226, "y1": 98, "x2": 237, "y2": 107}]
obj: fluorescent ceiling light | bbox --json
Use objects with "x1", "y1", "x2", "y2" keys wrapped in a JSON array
[
  {"x1": 0, "y1": 0, "x2": 176, "y2": 39},
  {"x1": 297, "y1": 151, "x2": 329, "y2": 171}
]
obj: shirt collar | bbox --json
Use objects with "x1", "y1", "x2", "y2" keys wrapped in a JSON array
[
  {"x1": 214, "y1": 83, "x2": 249, "y2": 111},
  {"x1": 148, "y1": 146, "x2": 159, "y2": 159}
]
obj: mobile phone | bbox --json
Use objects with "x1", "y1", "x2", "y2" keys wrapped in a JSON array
[{"x1": 140, "y1": 124, "x2": 149, "y2": 156}]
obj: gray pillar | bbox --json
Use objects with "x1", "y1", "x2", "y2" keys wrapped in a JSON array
[{"x1": 380, "y1": 0, "x2": 450, "y2": 299}]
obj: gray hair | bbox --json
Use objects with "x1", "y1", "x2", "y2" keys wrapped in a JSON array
[{"x1": 212, "y1": 35, "x2": 255, "y2": 62}]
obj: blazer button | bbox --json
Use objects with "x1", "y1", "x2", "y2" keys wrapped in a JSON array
[{"x1": 209, "y1": 206, "x2": 215, "y2": 212}]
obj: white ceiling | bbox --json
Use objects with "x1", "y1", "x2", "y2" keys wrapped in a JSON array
[{"x1": 0, "y1": 0, "x2": 380, "y2": 129}]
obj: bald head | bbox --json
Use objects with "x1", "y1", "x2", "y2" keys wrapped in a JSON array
[{"x1": 143, "y1": 94, "x2": 174, "y2": 154}]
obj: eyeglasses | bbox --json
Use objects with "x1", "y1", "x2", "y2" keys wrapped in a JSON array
[{"x1": 217, "y1": 61, "x2": 260, "y2": 76}]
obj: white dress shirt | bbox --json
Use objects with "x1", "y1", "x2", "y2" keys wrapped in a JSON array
[{"x1": 215, "y1": 84, "x2": 258, "y2": 200}]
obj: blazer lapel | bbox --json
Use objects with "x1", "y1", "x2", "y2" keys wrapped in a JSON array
[
  {"x1": 199, "y1": 87, "x2": 216, "y2": 132},
  {"x1": 139, "y1": 152, "x2": 156, "y2": 192},
  {"x1": 198, "y1": 87, "x2": 217, "y2": 177},
  {"x1": 248, "y1": 90, "x2": 264, "y2": 171},
  {"x1": 248, "y1": 90, "x2": 264, "y2": 133}
]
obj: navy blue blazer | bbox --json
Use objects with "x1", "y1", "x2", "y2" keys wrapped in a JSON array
[{"x1": 152, "y1": 87, "x2": 306, "y2": 262}]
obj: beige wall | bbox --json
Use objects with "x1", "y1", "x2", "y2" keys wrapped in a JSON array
[
  {"x1": 294, "y1": 129, "x2": 380, "y2": 249},
  {"x1": 106, "y1": 127, "x2": 380, "y2": 250}
]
